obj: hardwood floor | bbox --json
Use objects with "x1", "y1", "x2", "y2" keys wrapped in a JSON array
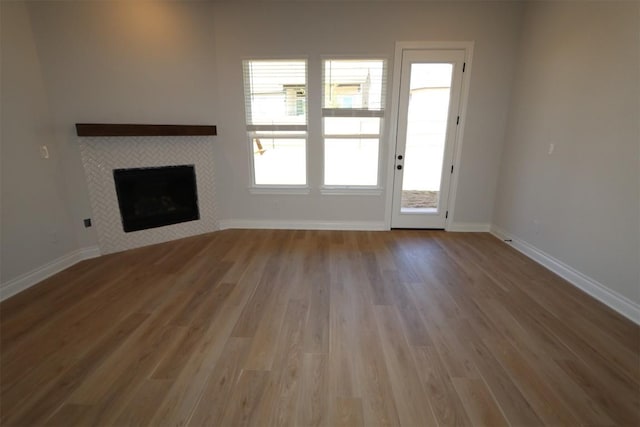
[{"x1": 1, "y1": 229, "x2": 638, "y2": 426}]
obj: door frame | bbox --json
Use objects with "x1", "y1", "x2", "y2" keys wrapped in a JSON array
[{"x1": 384, "y1": 41, "x2": 474, "y2": 230}]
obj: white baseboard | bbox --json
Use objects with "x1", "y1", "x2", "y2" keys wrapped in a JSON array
[
  {"x1": 218, "y1": 219, "x2": 388, "y2": 231},
  {"x1": 9, "y1": 225, "x2": 636, "y2": 325},
  {"x1": 447, "y1": 222, "x2": 491, "y2": 232},
  {"x1": 0, "y1": 246, "x2": 101, "y2": 302},
  {"x1": 490, "y1": 225, "x2": 640, "y2": 325}
]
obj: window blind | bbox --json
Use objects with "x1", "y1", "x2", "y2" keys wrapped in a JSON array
[
  {"x1": 322, "y1": 59, "x2": 386, "y2": 116},
  {"x1": 243, "y1": 60, "x2": 308, "y2": 130}
]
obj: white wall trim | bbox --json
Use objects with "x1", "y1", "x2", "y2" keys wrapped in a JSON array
[
  {"x1": 219, "y1": 219, "x2": 387, "y2": 231},
  {"x1": 490, "y1": 225, "x2": 640, "y2": 325},
  {"x1": 0, "y1": 246, "x2": 101, "y2": 302},
  {"x1": 6, "y1": 225, "x2": 636, "y2": 328},
  {"x1": 446, "y1": 222, "x2": 491, "y2": 232}
]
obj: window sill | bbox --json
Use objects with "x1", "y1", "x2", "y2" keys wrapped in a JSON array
[
  {"x1": 320, "y1": 186, "x2": 383, "y2": 196},
  {"x1": 248, "y1": 186, "x2": 310, "y2": 195}
]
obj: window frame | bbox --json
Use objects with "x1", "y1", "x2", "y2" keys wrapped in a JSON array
[
  {"x1": 242, "y1": 58, "x2": 310, "y2": 192},
  {"x1": 320, "y1": 56, "x2": 388, "y2": 193}
]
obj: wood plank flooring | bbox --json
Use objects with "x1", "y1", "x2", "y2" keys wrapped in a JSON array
[{"x1": 1, "y1": 229, "x2": 638, "y2": 426}]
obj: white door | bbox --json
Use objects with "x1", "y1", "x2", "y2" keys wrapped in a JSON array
[{"x1": 391, "y1": 49, "x2": 465, "y2": 229}]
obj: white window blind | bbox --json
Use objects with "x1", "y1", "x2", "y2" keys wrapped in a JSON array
[
  {"x1": 323, "y1": 59, "x2": 386, "y2": 117},
  {"x1": 243, "y1": 59, "x2": 308, "y2": 186},
  {"x1": 243, "y1": 60, "x2": 307, "y2": 130},
  {"x1": 322, "y1": 59, "x2": 386, "y2": 186}
]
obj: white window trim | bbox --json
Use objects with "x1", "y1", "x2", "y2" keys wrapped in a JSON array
[
  {"x1": 244, "y1": 58, "x2": 310, "y2": 190},
  {"x1": 321, "y1": 109, "x2": 384, "y2": 118},
  {"x1": 321, "y1": 56, "x2": 388, "y2": 190},
  {"x1": 248, "y1": 185, "x2": 311, "y2": 195},
  {"x1": 246, "y1": 135, "x2": 310, "y2": 190},
  {"x1": 320, "y1": 186, "x2": 383, "y2": 196}
]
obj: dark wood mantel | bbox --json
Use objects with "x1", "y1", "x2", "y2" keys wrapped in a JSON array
[{"x1": 75, "y1": 123, "x2": 217, "y2": 137}]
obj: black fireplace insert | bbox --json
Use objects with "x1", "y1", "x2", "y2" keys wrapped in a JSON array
[{"x1": 113, "y1": 165, "x2": 200, "y2": 233}]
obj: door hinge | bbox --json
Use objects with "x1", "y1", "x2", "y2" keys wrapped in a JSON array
[
  {"x1": 445, "y1": 211, "x2": 449, "y2": 219},
  {"x1": 456, "y1": 116, "x2": 460, "y2": 125},
  {"x1": 451, "y1": 165, "x2": 454, "y2": 174},
  {"x1": 463, "y1": 62, "x2": 466, "y2": 72}
]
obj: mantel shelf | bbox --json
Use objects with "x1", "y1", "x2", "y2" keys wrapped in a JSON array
[{"x1": 75, "y1": 123, "x2": 217, "y2": 137}]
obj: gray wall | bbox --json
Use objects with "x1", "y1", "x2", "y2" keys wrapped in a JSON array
[
  {"x1": 25, "y1": 0, "x2": 523, "y2": 236},
  {"x1": 493, "y1": 1, "x2": 640, "y2": 304},
  {"x1": 26, "y1": 0, "x2": 220, "y2": 250},
  {"x1": 213, "y1": 1, "x2": 523, "y2": 226},
  {"x1": 1, "y1": 2, "x2": 77, "y2": 282}
]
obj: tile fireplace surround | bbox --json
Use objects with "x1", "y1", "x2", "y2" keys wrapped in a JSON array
[{"x1": 78, "y1": 135, "x2": 219, "y2": 255}]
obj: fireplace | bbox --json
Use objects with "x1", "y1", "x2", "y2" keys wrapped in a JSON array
[
  {"x1": 78, "y1": 134, "x2": 218, "y2": 254},
  {"x1": 113, "y1": 165, "x2": 200, "y2": 232}
]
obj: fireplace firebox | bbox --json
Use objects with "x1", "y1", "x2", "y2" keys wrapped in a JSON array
[{"x1": 113, "y1": 165, "x2": 199, "y2": 232}]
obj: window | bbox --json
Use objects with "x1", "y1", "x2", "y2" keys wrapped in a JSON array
[
  {"x1": 243, "y1": 60, "x2": 307, "y2": 186},
  {"x1": 322, "y1": 59, "x2": 386, "y2": 187}
]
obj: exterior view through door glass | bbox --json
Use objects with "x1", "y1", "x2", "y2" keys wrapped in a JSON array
[{"x1": 391, "y1": 49, "x2": 465, "y2": 228}]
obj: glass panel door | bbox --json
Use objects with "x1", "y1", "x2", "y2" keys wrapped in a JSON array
[
  {"x1": 391, "y1": 49, "x2": 465, "y2": 228},
  {"x1": 402, "y1": 63, "x2": 452, "y2": 212}
]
